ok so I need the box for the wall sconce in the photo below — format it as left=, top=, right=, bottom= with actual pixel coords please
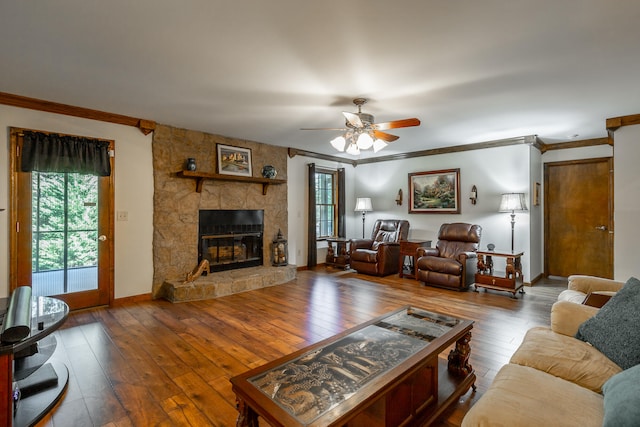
left=395, top=189, right=403, bottom=206
left=469, top=185, right=477, bottom=205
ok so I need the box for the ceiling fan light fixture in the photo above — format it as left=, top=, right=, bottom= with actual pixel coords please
left=373, top=139, right=388, bottom=153
left=356, top=132, right=373, bottom=149
left=330, top=135, right=347, bottom=152
left=346, top=142, right=360, bottom=155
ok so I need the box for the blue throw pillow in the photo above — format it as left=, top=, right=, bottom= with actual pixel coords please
left=575, top=277, right=640, bottom=370
left=602, top=364, right=640, bottom=426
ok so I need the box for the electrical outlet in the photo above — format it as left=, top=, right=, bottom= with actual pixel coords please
left=117, top=211, right=128, bottom=221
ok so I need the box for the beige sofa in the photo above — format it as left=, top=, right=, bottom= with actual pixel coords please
left=462, top=300, right=621, bottom=427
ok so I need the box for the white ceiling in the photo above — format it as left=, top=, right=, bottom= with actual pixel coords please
left=1, top=1, right=640, bottom=159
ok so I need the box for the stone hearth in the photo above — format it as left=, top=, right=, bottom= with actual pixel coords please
left=160, top=265, right=296, bottom=303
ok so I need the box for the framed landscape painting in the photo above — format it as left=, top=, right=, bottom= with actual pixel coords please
left=408, top=168, right=461, bottom=214
left=217, top=144, right=252, bottom=177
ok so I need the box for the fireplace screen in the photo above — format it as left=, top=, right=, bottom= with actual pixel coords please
left=199, top=210, right=264, bottom=272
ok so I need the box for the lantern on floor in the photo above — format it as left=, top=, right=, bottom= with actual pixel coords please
left=271, top=229, right=288, bottom=266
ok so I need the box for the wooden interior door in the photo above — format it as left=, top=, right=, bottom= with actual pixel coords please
left=544, top=158, right=613, bottom=278
left=10, top=128, right=114, bottom=310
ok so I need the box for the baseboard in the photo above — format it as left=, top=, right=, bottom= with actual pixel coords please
left=111, top=293, right=153, bottom=306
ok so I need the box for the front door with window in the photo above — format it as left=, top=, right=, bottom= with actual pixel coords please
left=11, top=129, right=113, bottom=310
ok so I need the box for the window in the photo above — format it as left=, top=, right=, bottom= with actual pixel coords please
left=315, top=169, right=338, bottom=238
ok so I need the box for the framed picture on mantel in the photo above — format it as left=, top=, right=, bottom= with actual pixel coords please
left=408, top=168, right=461, bottom=214
left=217, top=144, right=253, bottom=177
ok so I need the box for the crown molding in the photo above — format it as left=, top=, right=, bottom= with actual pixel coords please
left=0, top=91, right=156, bottom=135
left=290, top=135, right=539, bottom=166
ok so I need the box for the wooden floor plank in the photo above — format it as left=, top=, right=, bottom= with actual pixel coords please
left=36, top=268, right=565, bottom=426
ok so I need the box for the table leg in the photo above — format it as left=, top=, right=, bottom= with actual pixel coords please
left=447, top=332, right=473, bottom=377
left=236, top=397, right=259, bottom=427
left=448, top=331, right=476, bottom=391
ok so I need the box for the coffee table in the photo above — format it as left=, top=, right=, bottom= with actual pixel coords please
left=230, top=306, right=475, bottom=426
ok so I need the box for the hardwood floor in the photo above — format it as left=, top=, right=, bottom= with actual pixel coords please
left=36, top=268, right=566, bottom=427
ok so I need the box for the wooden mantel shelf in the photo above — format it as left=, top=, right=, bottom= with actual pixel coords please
left=176, top=170, right=286, bottom=195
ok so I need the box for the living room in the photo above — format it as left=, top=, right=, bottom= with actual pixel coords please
left=2, top=2, right=640, bottom=426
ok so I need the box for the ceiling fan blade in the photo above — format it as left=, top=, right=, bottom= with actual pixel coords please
left=373, top=130, right=399, bottom=142
left=373, top=118, right=421, bottom=130
left=342, top=111, right=363, bottom=128
left=300, top=127, right=349, bottom=131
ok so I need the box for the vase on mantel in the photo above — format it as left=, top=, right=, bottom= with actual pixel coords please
left=186, top=158, right=197, bottom=171
left=262, top=165, right=277, bottom=179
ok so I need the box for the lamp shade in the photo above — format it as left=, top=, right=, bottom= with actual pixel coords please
left=329, top=135, right=346, bottom=152
left=499, top=193, right=528, bottom=212
left=354, top=197, right=373, bottom=212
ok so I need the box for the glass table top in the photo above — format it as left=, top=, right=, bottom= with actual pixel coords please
left=248, top=307, right=462, bottom=424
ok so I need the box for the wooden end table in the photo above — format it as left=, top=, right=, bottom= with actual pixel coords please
left=474, top=249, right=525, bottom=298
left=399, top=240, right=432, bottom=279
left=325, top=238, right=350, bottom=269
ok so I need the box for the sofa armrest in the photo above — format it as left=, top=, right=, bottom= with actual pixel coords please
left=416, top=247, right=438, bottom=258
left=550, top=301, right=599, bottom=337
left=349, top=238, right=374, bottom=251
left=567, top=275, right=624, bottom=294
left=457, top=251, right=478, bottom=263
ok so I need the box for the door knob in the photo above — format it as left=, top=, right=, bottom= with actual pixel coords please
left=98, top=235, right=107, bottom=241
left=595, top=226, right=607, bottom=231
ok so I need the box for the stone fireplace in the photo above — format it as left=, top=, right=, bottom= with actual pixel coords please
left=151, top=124, right=294, bottom=301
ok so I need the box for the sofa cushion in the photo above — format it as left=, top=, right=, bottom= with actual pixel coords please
left=576, top=276, right=640, bottom=370
left=418, top=256, right=461, bottom=275
left=510, top=327, right=622, bottom=392
left=602, top=364, right=640, bottom=427
left=350, top=249, right=377, bottom=263
left=558, top=289, right=589, bottom=304
left=461, top=364, right=603, bottom=427
left=371, top=230, right=396, bottom=250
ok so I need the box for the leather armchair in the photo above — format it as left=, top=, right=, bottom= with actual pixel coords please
left=349, top=219, right=409, bottom=276
left=416, top=223, right=482, bottom=290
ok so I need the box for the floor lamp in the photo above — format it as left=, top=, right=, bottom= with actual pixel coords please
left=354, top=197, right=373, bottom=238
left=499, top=193, right=528, bottom=252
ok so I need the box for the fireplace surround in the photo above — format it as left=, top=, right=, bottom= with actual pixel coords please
left=152, top=124, right=292, bottom=300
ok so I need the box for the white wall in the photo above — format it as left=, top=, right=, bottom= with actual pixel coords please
left=288, top=144, right=536, bottom=282
left=0, top=105, right=154, bottom=299
left=286, top=155, right=357, bottom=266
left=613, top=125, right=640, bottom=281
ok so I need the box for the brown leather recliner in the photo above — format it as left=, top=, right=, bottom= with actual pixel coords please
left=416, top=223, right=482, bottom=290
left=349, top=219, right=410, bottom=276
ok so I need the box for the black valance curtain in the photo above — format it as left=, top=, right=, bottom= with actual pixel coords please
left=20, top=131, right=111, bottom=176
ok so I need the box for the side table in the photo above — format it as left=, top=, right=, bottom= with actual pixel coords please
left=325, top=238, right=350, bottom=269
left=399, top=240, right=432, bottom=279
left=474, top=249, right=525, bottom=298
left=1, top=295, right=69, bottom=427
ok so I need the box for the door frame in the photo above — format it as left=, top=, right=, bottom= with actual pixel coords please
left=9, top=127, right=115, bottom=309
left=543, top=157, right=614, bottom=278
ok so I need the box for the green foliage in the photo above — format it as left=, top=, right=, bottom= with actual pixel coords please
left=32, top=172, right=98, bottom=272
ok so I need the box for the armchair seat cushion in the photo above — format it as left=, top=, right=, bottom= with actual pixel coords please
left=349, top=219, right=409, bottom=276
left=461, top=364, right=604, bottom=427
left=510, top=327, right=622, bottom=393
left=350, top=249, right=378, bottom=263
left=417, top=256, right=461, bottom=276
left=416, top=223, right=481, bottom=291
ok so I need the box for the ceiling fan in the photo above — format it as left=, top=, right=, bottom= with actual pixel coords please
left=301, top=98, right=421, bottom=155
